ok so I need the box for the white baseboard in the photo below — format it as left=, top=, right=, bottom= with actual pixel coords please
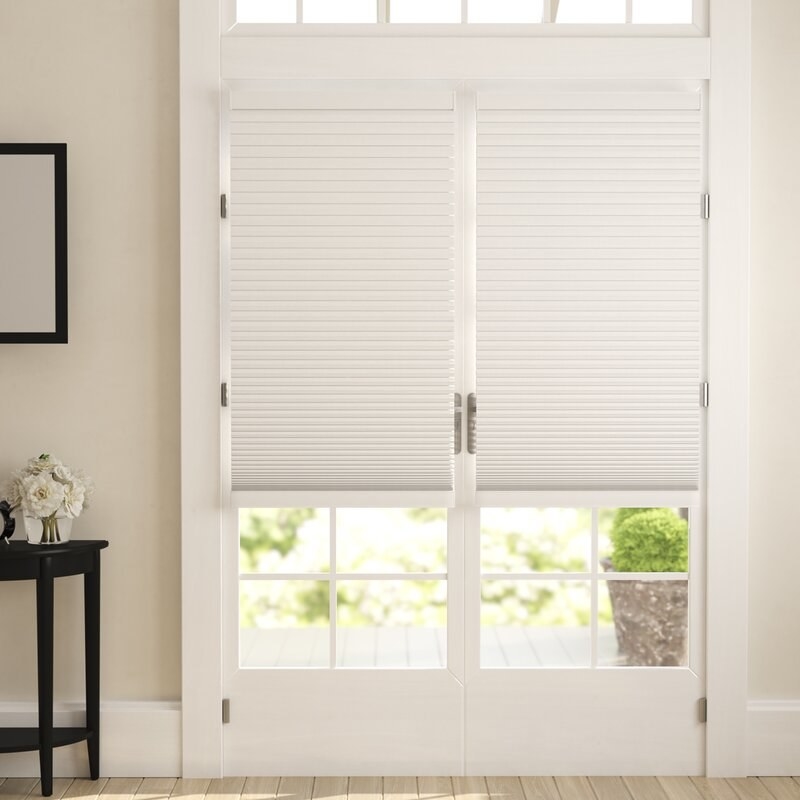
left=747, top=700, right=800, bottom=776
left=0, top=701, right=181, bottom=778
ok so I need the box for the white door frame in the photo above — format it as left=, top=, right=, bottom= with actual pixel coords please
left=179, top=0, right=750, bottom=776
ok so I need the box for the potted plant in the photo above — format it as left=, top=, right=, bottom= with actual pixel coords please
left=603, top=508, right=689, bottom=666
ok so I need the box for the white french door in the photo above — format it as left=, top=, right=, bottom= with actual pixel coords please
left=220, top=80, right=707, bottom=775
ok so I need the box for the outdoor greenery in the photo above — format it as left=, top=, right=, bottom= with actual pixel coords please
left=239, top=506, right=686, bottom=630
left=608, top=507, right=689, bottom=572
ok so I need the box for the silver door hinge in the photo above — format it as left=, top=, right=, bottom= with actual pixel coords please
left=701, top=382, right=709, bottom=408
left=698, top=697, right=708, bottom=724
left=702, top=194, right=710, bottom=220
left=220, top=193, right=228, bottom=219
left=467, top=393, right=477, bottom=455
left=454, top=393, right=463, bottom=455
left=221, top=382, right=229, bottom=408
left=222, top=698, right=231, bottom=724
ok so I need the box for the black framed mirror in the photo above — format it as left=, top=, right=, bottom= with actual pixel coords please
left=0, top=143, right=68, bottom=343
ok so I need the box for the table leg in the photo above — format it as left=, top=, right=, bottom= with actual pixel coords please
left=84, top=551, right=100, bottom=780
left=36, top=557, right=54, bottom=797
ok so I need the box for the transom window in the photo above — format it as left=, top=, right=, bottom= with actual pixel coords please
left=236, top=0, right=695, bottom=24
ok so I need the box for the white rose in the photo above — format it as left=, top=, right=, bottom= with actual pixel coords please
left=62, top=484, right=86, bottom=518
left=25, top=454, right=62, bottom=476
left=21, top=474, right=66, bottom=518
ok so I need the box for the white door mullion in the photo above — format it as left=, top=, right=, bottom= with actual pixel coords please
left=330, top=507, right=337, bottom=669
left=461, top=85, right=478, bottom=510
left=454, top=83, right=467, bottom=508
left=448, top=507, right=466, bottom=685
left=464, top=506, right=482, bottom=682
left=590, top=508, right=599, bottom=668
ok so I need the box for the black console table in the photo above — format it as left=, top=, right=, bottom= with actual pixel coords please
left=0, top=540, right=108, bottom=796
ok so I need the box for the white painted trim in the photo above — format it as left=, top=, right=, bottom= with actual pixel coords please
left=223, top=23, right=704, bottom=38
left=231, top=490, right=456, bottom=508
left=0, top=701, right=180, bottom=778
left=179, top=0, right=224, bottom=778
left=221, top=37, right=710, bottom=80
left=704, top=0, right=751, bottom=778
left=477, top=490, right=701, bottom=508
left=747, top=701, right=800, bottom=776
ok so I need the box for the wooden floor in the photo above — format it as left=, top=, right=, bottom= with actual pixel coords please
left=2, top=776, right=800, bottom=800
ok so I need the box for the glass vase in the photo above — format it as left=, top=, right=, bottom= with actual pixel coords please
left=24, top=515, right=73, bottom=545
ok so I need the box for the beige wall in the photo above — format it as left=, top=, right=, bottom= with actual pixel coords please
left=0, top=1, right=180, bottom=701
left=0, top=0, right=795, bottom=708
left=749, top=0, right=800, bottom=699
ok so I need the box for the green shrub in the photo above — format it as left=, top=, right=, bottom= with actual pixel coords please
left=609, top=508, right=688, bottom=572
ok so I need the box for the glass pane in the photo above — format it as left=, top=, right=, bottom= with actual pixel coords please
left=390, top=0, right=462, bottom=23
left=240, top=508, right=329, bottom=574
left=555, top=0, right=625, bottom=23
left=337, top=508, right=447, bottom=573
left=632, top=0, right=692, bottom=23
left=304, top=0, right=378, bottom=22
left=240, top=580, right=329, bottom=667
left=597, top=581, right=619, bottom=665
left=599, top=508, right=689, bottom=573
left=481, top=508, right=591, bottom=573
left=237, top=0, right=296, bottom=22
left=469, top=0, right=543, bottom=23
left=337, top=580, right=447, bottom=667
left=600, top=578, right=688, bottom=666
left=481, top=580, right=590, bottom=667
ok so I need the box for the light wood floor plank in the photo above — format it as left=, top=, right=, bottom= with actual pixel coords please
left=208, top=778, right=246, bottom=800
left=100, top=778, right=144, bottom=800
left=171, top=779, right=212, bottom=800
left=241, top=779, right=279, bottom=800
left=418, top=778, right=454, bottom=800
left=452, top=777, right=489, bottom=800
left=758, top=778, right=800, bottom=800
left=0, top=779, right=38, bottom=800
left=727, top=780, right=775, bottom=800
left=658, top=777, right=705, bottom=800
left=383, top=777, right=418, bottom=800
left=554, top=776, right=596, bottom=800
left=134, top=780, right=176, bottom=800
left=519, top=777, right=560, bottom=800
left=278, top=778, right=315, bottom=800
left=589, top=776, right=633, bottom=800
left=623, top=778, right=669, bottom=800
left=349, top=777, right=382, bottom=800
left=32, top=779, right=75, bottom=800
left=64, top=779, right=110, bottom=800
left=312, top=778, right=348, bottom=800
left=486, top=777, right=525, bottom=800
left=690, top=780, right=743, bottom=800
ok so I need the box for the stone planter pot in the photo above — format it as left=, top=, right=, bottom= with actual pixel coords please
left=605, top=571, right=688, bottom=666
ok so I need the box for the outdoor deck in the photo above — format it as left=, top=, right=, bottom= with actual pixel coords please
left=240, top=626, right=622, bottom=668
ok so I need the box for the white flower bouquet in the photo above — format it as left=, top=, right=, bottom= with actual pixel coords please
left=4, top=454, right=94, bottom=544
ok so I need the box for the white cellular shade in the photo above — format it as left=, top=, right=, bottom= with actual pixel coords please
left=476, top=91, right=703, bottom=491
left=228, top=91, right=456, bottom=493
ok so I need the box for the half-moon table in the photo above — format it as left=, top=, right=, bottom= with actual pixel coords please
left=0, top=540, right=108, bottom=796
